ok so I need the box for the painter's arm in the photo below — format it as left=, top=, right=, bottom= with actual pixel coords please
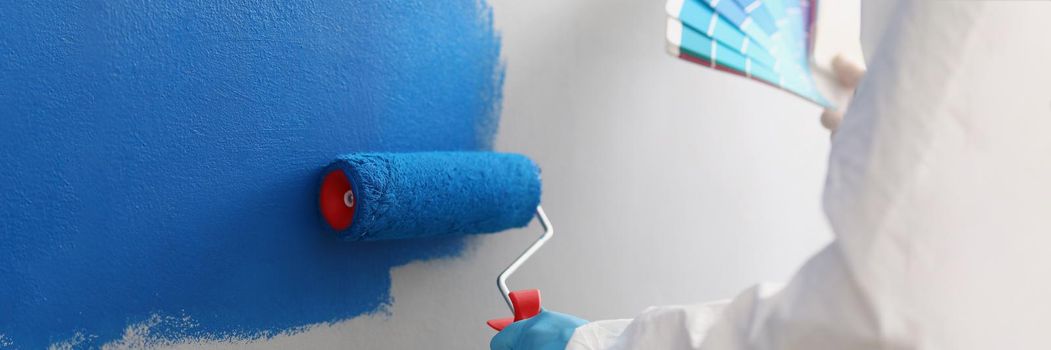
left=569, top=1, right=1051, bottom=349
left=564, top=241, right=866, bottom=350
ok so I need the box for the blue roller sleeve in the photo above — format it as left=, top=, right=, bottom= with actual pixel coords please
left=323, top=152, right=541, bottom=241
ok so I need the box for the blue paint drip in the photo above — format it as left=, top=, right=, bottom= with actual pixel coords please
left=0, top=0, right=503, bottom=347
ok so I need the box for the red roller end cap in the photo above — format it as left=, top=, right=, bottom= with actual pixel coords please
left=320, top=170, right=355, bottom=231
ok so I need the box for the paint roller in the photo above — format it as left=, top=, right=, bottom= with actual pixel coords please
left=318, top=152, right=551, bottom=330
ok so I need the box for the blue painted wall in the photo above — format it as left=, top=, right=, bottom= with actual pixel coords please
left=0, top=1, right=502, bottom=347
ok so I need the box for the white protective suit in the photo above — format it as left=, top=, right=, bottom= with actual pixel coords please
left=567, top=1, right=1051, bottom=349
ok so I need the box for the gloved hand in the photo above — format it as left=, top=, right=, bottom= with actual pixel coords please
left=490, top=309, right=588, bottom=350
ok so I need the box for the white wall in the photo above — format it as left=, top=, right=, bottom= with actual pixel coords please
left=490, top=0, right=834, bottom=318
left=134, top=0, right=833, bottom=348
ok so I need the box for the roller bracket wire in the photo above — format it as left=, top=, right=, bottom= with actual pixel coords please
left=497, top=206, right=553, bottom=314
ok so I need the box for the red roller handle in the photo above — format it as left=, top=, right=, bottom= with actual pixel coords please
left=487, top=289, right=542, bottom=331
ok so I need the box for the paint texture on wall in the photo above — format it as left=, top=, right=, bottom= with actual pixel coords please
left=0, top=1, right=502, bottom=347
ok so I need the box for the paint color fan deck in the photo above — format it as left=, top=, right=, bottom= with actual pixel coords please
left=666, top=0, right=829, bottom=106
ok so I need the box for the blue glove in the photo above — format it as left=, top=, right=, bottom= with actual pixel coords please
left=490, top=309, right=588, bottom=350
